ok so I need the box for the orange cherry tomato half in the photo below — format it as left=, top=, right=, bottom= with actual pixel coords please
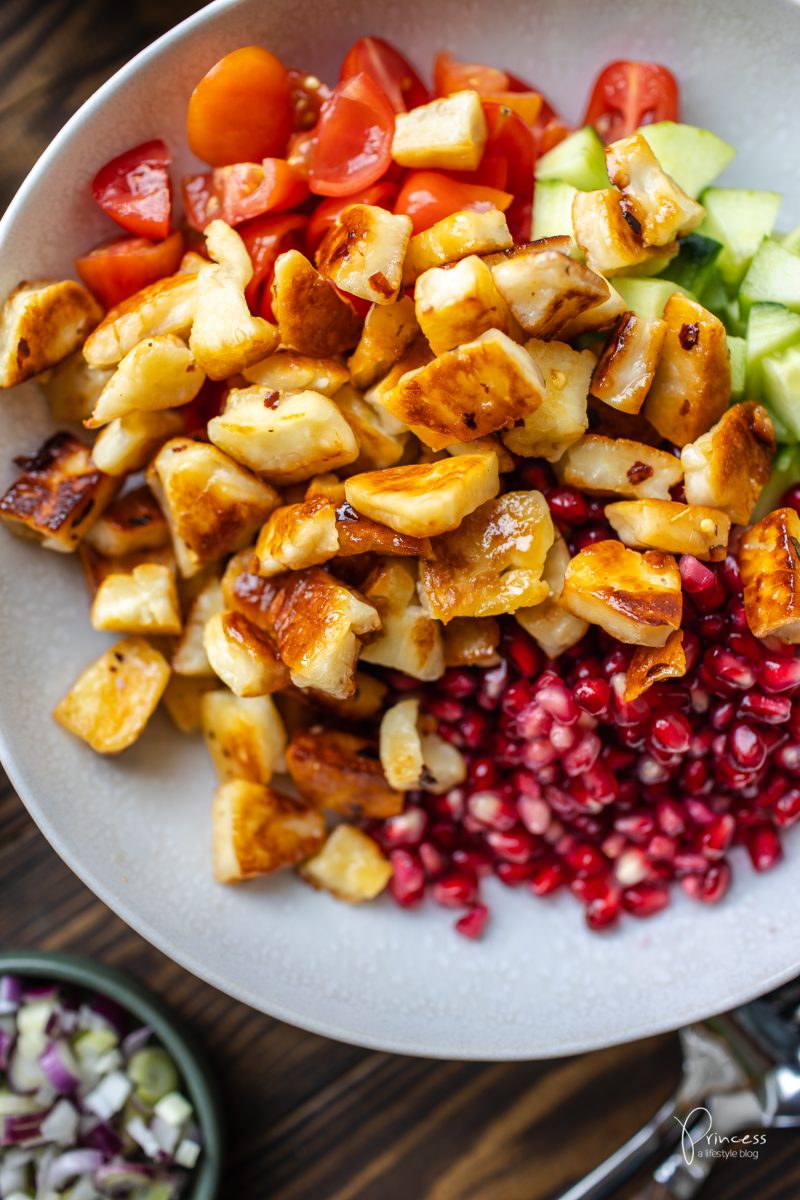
left=394, top=171, right=513, bottom=235
left=306, top=180, right=399, bottom=257
left=75, top=230, right=185, bottom=310
left=187, top=46, right=293, bottom=167
left=288, top=68, right=332, bottom=130
left=584, top=60, right=679, bottom=143
left=91, top=139, right=172, bottom=241
left=433, top=52, right=509, bottom=96
left=308, top=73, right=395, bottom=198
left=480, top=91, right=543, bottom=128
left=212, top=160, right=309, bottom=225
left=341, top=37, right=429, bottom=113
left=237, top=212, right=308, bottom=316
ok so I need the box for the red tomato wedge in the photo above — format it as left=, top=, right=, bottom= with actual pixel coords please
left=187, top=46, right=293, bottom=166
left=341, top=37, right=429, bottom=112
left=445, top=154, right=510, bottom=190
left=91, top=139, right=172, bottom=241
left=482, top=103, right=537, bottom=241
left=308, top=73, right=395, bottom=197
left=434, top=52, right=509, bottom=96
left=237, top=212, right=308, bottom=315
left=288, top=68, right=332, bottom=130
left=394, top=172, right=513, bottom=235
left=212, top=160, right=309, bottom=225
left=306, top=181, right=399, bottom=256
left=75, top=230, right=185, bottom=310
left=584, top=60, right=679, bottom=143
left=182, top=172, right=220, bottom=232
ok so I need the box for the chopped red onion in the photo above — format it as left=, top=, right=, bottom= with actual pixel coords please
left=7, top=1038, right=46, bottom=1095
left=45, top=1147, right=104, bottom=1190
left=39, top=1041, right=81, bottom=1094
left=151, top=1114, right=180, bottom=1157
left=0, top=978, right=22, bottom=1018
left=86, top=995, right=127, bottom=1037
left=126, top=1115, right=160, bottom=1159
left=40, top=1099, right=79, bottom=1146
left=0, top=1032, right=12, bottom=1074
left=121, top=1026, right=152, bottom=1061
left=0, top=1110, right=46, bottom=1148
left=82, top=1119, right=122, bottom=1158
left=83, top=1071, right=132, bottom=1121
left=94, top=1159, right=156, bottom=1187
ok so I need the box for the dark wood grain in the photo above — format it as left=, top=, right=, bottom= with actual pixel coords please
left=2, top=3, right=800, bottom=1197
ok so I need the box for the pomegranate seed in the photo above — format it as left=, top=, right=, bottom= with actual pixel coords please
left=389, top=849, right=426, bottom=907
left=573, top=676, right=611, bottom=717
left=682, top=860, right=732, bottom=903
left=704, top=647, right=756, bottom=691
left=679, top=556, right=726, bottom=611
left=775, top=787, right=800, bottom=827
left=647, top=835, right=677, bottom=863
left=615, top=849, right=649, bottom=886
left=585, top=889, right=622, bottom=929
left=780, top=482, right=800, bottom=514
left=738, top=692, right=792, bottom=724
left=683, top=760, right=712, bottom=795
left=674, top=851, right=712, bottom=875
left=698, top=814, right=735, bottom=860
left=505, top=628, right=542, bottom=678
left=530, top=860, right=567, bottom=896
left=454, top=904, right=489, bottom=939
left=476, top=659, right=510, bottom=710
left=649, top=711, right=692, bottom=753
left=494, top=861, right=535, bottom=885
left=685, top=797, right=716, bottom=827
left=518, top=794, right=551, bottom=836
left=419, top=841, right=446, bottom=879
left=602, top=649, right=629, bottom=678
left=501, top=679, right=536, bottom=718
left=516, top=702, right=553, bottom=738
left=759, top=657, right=800, bottom=693
left=728, top=722, right=766, bottom=771
left=547, top=486, right=589, bottom=525
left=432, top=871, right=478, bottom=908
left=622, top=882, right=670, bottom=918
left=427, top=696, right=465, bottom=722
left=468, top=756, right=500, bottom=788
left=601, top=832, right=626, bottom=859
left=519, top=461, right=554, bottom=490
left=775, top=743, right=800, bottom=774
left=746, top=826, right=783, bottom=872
left=383, top=808, right=428, bottom=846
left=721, top=555, right=743, bottom=593
left=451, top=847, right=492, bottom=878
left=492, top=733, right=525, bottom=765
left=437, top=667, right=477, bottom=698
left=729, top=630, right=765, bottom=663
left=710, top=700, right=736, bottom=731
left=614, top=813, right=656, bottom=843
left=656, top=799, right=687, bottom=837
left=570, top=874, right=613, bottom=904
left=458, top=711, right=488, bottom=749
left=536, top=683, right=580, bottom=725
left=699, top=613, right=726, bottom=642
left=434, top=788, right=465, bottom=820
left=487, top=829, right=537, bottom=863
left=563, top=842, right=607, bottom=877
left=524, top=738, right=561, bottom=770
left=467, top=790, right=518, bottom=831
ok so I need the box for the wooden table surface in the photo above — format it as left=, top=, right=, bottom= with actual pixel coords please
left=2, top=2, right=800, bottom=1196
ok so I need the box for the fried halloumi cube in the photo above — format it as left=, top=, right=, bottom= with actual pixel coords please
left=0, top=279, right=102, bottom=387
left=39, top=352, right=113, bottom=422
left=0, top=432, right=119, bottom=551
left=420, top=491, right=554, bottom=621
left=90, top=562, right=182, bottom=635
left=591, top=312, right=667, bottom=415
left=208, top=387, right=359, bottom=485
left=502, top=338, right=592, bottom=462
left=392, top=90, right=487, bottom=170
left=265, top=567, right=381, bottom=698
left=335, top=504, right=433, bottom=559
left=359, top=558, right=445, bottom=680
left=221, top=552, right=277, bottom=630
left=203, top=610, right=290, bottom=697
left=202, top=690, right=286, bottom=782
left=85, top=335, right=204, bottom=428
left=446, top=435, right=515, bottom=473
left=739, top=507, right=800, bottom=642
left=681, top=402, right=775, bottom=525
left=487, top=244, right=610, bottom=339
left=297, top=670, right=388, bottom=721
left=84, top=485, right=169, bottom=557
left=348, top=296, right=419, bottom=389
left=624, top=630, right=687, bottom=702
left=414, top=255, right=516, bottom=354
left=83, top=272, right=197, bottom=368
left=305, top=473, right=347, bottom=503
left=286, top=729, right=403, bottom=818
left=172, top=577, right=224, bottom=676
left=557, top=281, right=628, bottom=341
left=382, top=328, right=546, bottom=449
left=345, top=452, right=499, bottom=537
left=418, top=733, right=467, bottom=793
left=299, top=824, right=392, bottom=903
left=642, top=294, right=731, bottom=445
left=562, top=540, right=682, bottom=646
left=515, top=533, right=589, bottom=659
left=363, top=335, right=433, bottom=432
left=242, top=349, right=349, bottom=396
left=402, top=209, right=512, bottom=286
left=255, top=496, right=339, bottom=576
left=572, top=189, right=676, bottom=275
left=162, top=674, right=216, bottom=733
left=380, top=698, right=424, bottom=790
left=334, top=383, right=407, bottom=471
left=53, top=636, right=169, bottom=754
left=316, top=204, right=412, bottom=304
left=91, top=408, right=185, bottom=476
left=271, top=249, right=361, bottom=357
left=556, top=435, right=683, bottom=500
left=605, top=499, right=731, bottom=562
left=213, top=779, right=326, bottom=884
left=442, top=616, right=501, bottom=667
left=148, top=438, right=279, bottom=576
left=79, top=542, right=175, bottom=599
left=606, top=133, right=705, bottom=247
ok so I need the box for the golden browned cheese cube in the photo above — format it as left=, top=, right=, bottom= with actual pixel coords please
left=39, top=351, right=112, bottom=422
left=85, top=334, right=205, bottom=428
left=420, top=491, right=554, bottom=621
left=392, top=90, right=488, bottom=170
left=0, top=279, right=102, bottom=387
left=402, top=209, right=512, bottom=285
left=212, top=780, right=326, bottom=884
left=83, top=271, right=197, bottom=368
left=203, top=610, right=290, bottom=697
left=591, top=312, right=667, bottom=415
left=90, top=563, right=182, bottom=636
left=739, top=507, right=800, bottom=642
left=605, top=134, right=704, bottom=247
left=201, top=690, right=286, bottom=783
left=299, top=824, right=392, bottom=903
left=380, top=697, right=424, bottom=790
left=502, top=338, right=592, bottom=463
left=572, top=189, right=676, bottom=275
left=605, top=499, right=730, bottom=562
left=556, top=434, right=683, bottom=500
left=486, top=244, right=610, bottom=339
left=359, top=559, right=445, bottom=681
left=348, top=296, right=419, bottom=389
left=53, top=637, right=170, bottom=754
left=344, top=453, right=499, bottom=537
left=298, top=671, right=388, bottom=721
left=558, top=281, right=628, bottom=340
left=161, top=675, right=217, bottom=733
left=242, top=349, right=349, bottom=396
left=316, top=204, right=412, bottom=304
left=334, top=384, right=407, bottom=472
left=172, top=576, right=224, bottom=676
left=562, top=540, right=682, bottom=647
left=79, top=543, right=175, bottom=600
left=642, top=294, right=731, bottom=445
left=0, top=432, right=119, bottom=551
left=335, top=504, right=432, bottom=560
left=624, top=630, right=687, bottom=701
left=515, top=533, right=589, bottom=659
left=286, top=729, right=404, bottom=819
left=681, top=402, right=775, bottom=525
left=85, top=485, right=169, bottom=558
left=382, top=329, right=545, bottom=450
left=442, top=617, right=501, bottom=667
left=255, top=496, right=339, bottom=577
left=91, top=409, right=185, bottom=477
left=271, top=249, right=361, bottom=357
left=414, top=255, right=516, bottom=354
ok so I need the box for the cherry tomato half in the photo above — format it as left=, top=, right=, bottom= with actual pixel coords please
left=237, top=212, right=308, bottom=316
left=306, top=181, right=399, bottom=257
left=483, top=103, right=537, bottom=242
left=212, top=160, right=308, bottom=225
left=434, top=51, right=509, bottom=96
left=308, top=73, right=395, bottom=197
left=288, top=68, right=332, bottom=130
left=341, top=37, right=429, bottom=112
left=394, top=171, right=513, bottom=235
left=91, top=139, right=172, bottom=241
left=75, top=230, right=185, bottom=310
left=584, top=60, right=679, bottom=143
left=187, top=46, right=293, bottom=166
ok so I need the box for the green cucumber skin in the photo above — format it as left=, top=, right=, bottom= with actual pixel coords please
left=638, top=122, right=735, bottom=198
left=536, top=126, right=608, bottom=192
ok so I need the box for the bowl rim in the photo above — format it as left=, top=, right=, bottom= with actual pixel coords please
left=0, top=949, right=223, bottom=1199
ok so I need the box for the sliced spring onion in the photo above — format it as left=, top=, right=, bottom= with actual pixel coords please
left=152, top=1094, right=192, bottom=1130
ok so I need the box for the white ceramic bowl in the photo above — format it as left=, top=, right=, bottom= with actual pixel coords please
left=2, top=0, right=800, bottom=1060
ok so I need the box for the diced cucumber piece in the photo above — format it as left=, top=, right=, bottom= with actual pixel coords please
left=728, top=335, right=746, bottom=399
left=128, top=1047, right=179, bottom=1107
left=154, top=1090, right=193, bottom=1127
left=699, top=188, right=782, bottom=287
left=614, top=277, right=690, bottom=321
left=740, top=239, right=800, bottom=315
left=638, top=122, right=735, bottom=198
left=73, top=1027, right=119, bottom=1063
left=536, top=126, right=608, bottom=191
left=745, top=303, right=800, bottom=393
left=532, top=180, right=577, bottom=242
left=660, top=234, right=722, bottom=293
left=783, top=224, right=800, bottom=255
left=762, top=343, right=800, bottom=440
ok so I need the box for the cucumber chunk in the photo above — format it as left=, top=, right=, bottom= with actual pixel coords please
left=536, top=126, right=608, bottom=191
left=613, top=277, right=690, bottom=321
left=638, top=122, right=735, bottom=198
left=728, top=335, right=747, bottom=399
left=740, top=239, right=800, bottom=315
left=746, top=302, right=800, bottom=391
left=753, top=443, right=800, bottom=519
left=783, top=224, right=800, bottom=255
left=762, top=343, right=800, bottom=440
left=532, top=180, right=577, bottom=243
left=128, top=1047, right=179, bottom=1107
left=660, top=234, right=722, bottom=293
left=700, top=188, right=782, bottom=287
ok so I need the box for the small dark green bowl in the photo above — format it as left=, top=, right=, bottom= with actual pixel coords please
left=0, top=950, right=223, bottom=1199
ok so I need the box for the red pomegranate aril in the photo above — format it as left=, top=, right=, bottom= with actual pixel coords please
left=699, top=613, right=727, bottom=642
left=547, top=785, right=581, bottom=820
left=581, top=764, right=620, bottom=806
left=649, top=711, right=692, bottom=754
left=622, top=882, right=670, bottom=918
left=418, top=840, right=446, bottom=879
left=427, top=696, right=465, bottom=723
left=570, top=873, right=613, bottom=903
left=432, top=871, right=478, bottom=908
left=746, top=826, right=783, bottom=872
left=563, top=842, right=607, bottom=877
left=682, top=859, right=732, bottom=903
left=738, top=692, right=792, bottom=724
left=779, top=482, right=800, bottom=515
left=505, top=628, right=542, bottom=678
left=601, top=832, right=626, bottom=859
left=573, top=677, right=611, bottom=717
left=501, top=679, right=536, bottom=718
left=704, top=647, right=756, bottom=690
left=615, top=848, right=649, bottom=886
left=454, top=904, right=489, bottom=939
left=775, top=743, right=800, bottom=774
left=710, top=700, right=736, bottom=731
left=572, top=525, right=612, bottom=550
left=530, top=859, right=567, bottom=896
left=682, top=631, right=701, bottom=672
left=429, top=820, right=459, bottom=850
left=524, top=738, right=561, bottom=769
left=728, top=630, right=765, bottom=663
left=495, top=861, right=535, bottom=886
left=656, top=798, right=687, bottom=837
left=683, top=760, right=712, bottom=795
left=468, top=756, right=500, bottom=788
left=383, top=807, right=428, bottom=846
left=759, top=657, right=800, bottom=693
left=467, top=790, right=518, bottom=831
left=573, top=655, right=603, bottom=681
left=432, top=787, right=465, bottom=820
left=487, top=828, right=537, bottom=863
left=674, top=851, right=712, bottom=875
left=549, top=722, right=577, bottom=753
left=536, top=683, right=580, bottom=725
left=476, top=659, right=510, bottom=710
left=512, top=769, right=542, bottom=798
left=728, top=722, right=766, bottom=770
left=519, top=461, right=554, bottom=490
left=389, top=849, right=426, bottom=907
left=437, top=667, right=477, bottom=698
left=775, top=787, right=800, bottom=827
left=614, top=813, right=656, bottom=843
left=452, top=847, right=492, bottom=878
left=459, top=711, right=488, bottom=749
left=561, top=731, right=602, bottom=776
left=647, top=835, right=677, bottom=863
left=585, top=891, right=622, bottom=929
left=679, top=556, right=726, bottom=611
left=516, top=701, right=553, bottom=739
left=721, top=554, right=743, bottom=593
left=685, top=797, right=716, bottom=827
left=602, top=649, right=628, bottom=678
left=698, top=814, right=735, bottom=859
left=546, top=486, right=589, bottom=525
left=518, top=794, right=551, bottom=836
left=492, top=733, right=525, bottom=765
